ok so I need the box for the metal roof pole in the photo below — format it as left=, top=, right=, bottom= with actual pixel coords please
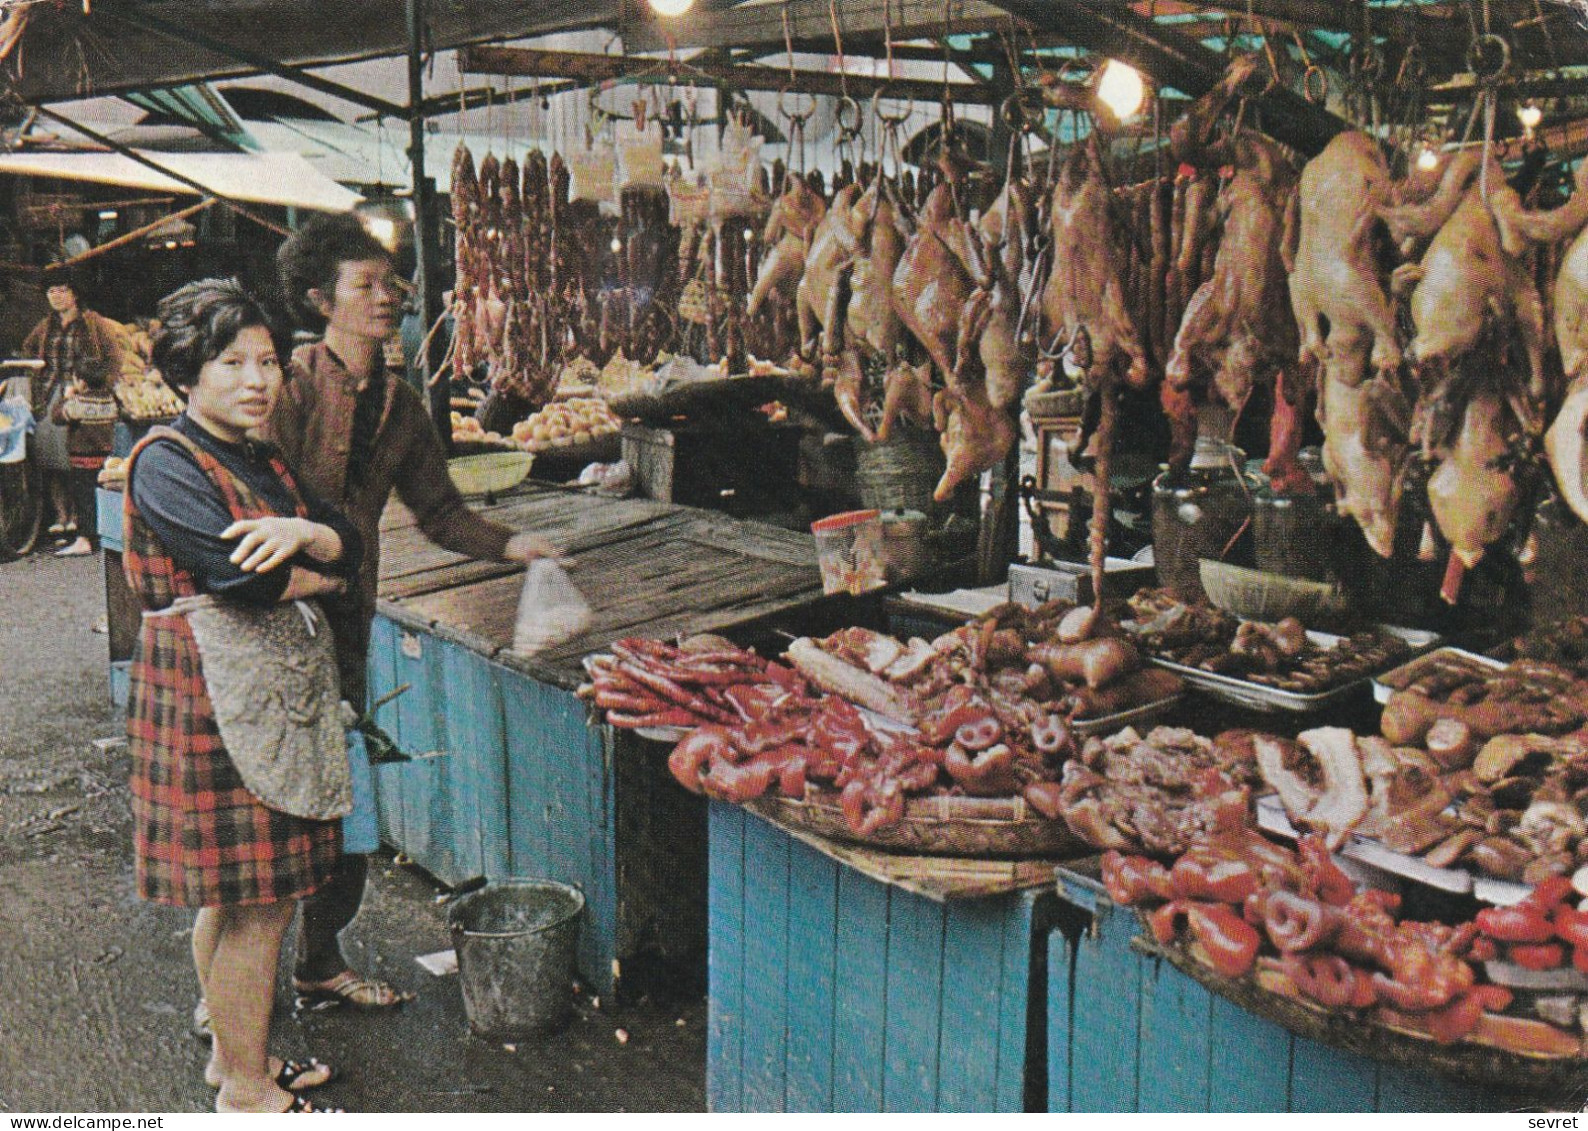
left=29, top=105, right=290, bottom=235
left=407, top=0, right=448, bottom=444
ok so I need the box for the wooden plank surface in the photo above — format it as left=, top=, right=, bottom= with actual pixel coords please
left=1138, top=953, right=1215, bottom=1112
left=1047, top=930, right=1074, bottom=1113
left=1070, top=901, right=1142, bottom=1112
left=995, top=893, right=1041, bottom=1113
left=1289, top=1036, right=1378, bottom=1112
left=367, top=618, right=405, bottom=851
left=831, top=866, right=890, bottom=1111
left=707, top=802, right=747, bottom=1113
left=1206, top=994, right=1295, bottom=1112
left=783, top=839, right=839, bottom=1112
left=745, top=808, right=1056, bottom=903
left=741, top=813, right=792, bottom=1112
left=376, top=484, right=824, bottom=684
left=881, top=892, right=946, bottom=1110
left=939, top=898, right=1011, bottom=1112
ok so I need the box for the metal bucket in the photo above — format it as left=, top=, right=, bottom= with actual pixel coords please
left=447, top=879, right=585, bottom=1038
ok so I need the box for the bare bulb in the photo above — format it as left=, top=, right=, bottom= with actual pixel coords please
left=647, top=0, right=694, bottom=15
left=610, top=237, right=623, bottom=253
left=1096, top=60, right=1146, bottom=122
left=364, top=217, right=399, bottom=252
left=1416, top=147, right=1440, bottom=171
left=1518, top=103, right=1543, bottom=134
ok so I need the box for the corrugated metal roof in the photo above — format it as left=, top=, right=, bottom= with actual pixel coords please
left=0, top=149, right=361, bottom=212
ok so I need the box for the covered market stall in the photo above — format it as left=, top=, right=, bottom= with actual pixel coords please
left=20, top=0, right=1588, bottom=1114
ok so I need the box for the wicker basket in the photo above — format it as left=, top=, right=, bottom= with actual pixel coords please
left=854, top=428, right=945, bottom=514
left=1199, top=559, right=1351, bottom=623
left=746, top=793, right=1089, bottom=858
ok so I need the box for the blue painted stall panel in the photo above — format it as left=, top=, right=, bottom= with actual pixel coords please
left=367, top=616, right=406, bottom=852
left=1047, top=877, right=1537, bottom=1113
left=708, top=803, right=1052, bottom=1113
left=95, top=487, right=123, bottom=553
left=499, top=661, right=616, bottom=993
left=436, top=639, right=510, bottom=883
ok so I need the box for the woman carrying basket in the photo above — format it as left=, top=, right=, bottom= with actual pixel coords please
left=125, top=278, right=362, bottom=1113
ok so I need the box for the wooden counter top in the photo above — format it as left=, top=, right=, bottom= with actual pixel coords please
left=376, top=481, right=824, bottom=687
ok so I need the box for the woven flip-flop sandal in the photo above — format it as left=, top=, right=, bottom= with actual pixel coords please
left=293, top=970, right=415, bottom=1010
left=276, top=1059, right=335, bottom=1092
left=285, top=1095, right=345, bottom=1113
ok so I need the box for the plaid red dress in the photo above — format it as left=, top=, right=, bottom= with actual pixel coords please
left=124, top=426, right=341, bottom=907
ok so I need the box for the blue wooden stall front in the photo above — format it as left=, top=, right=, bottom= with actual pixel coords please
left=707, top=802, right=1058, bottom=1112
left=361, top=481, right=826, bottom=999
left=1047, top=865, right=1545, bottom=1113
left=366, top=608, right=706, bottom=998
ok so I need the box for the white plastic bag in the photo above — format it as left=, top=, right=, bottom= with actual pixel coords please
left=512, top=559, right=592, bottom=656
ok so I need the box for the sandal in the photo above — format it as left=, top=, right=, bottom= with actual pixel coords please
left=207, top=1057, right=335, bottom=1093
left=284, top=1095, right=345, bottom=1114
left=276, top=1059, right=336, bottom=1092
left=292, top=970, right=415, bottom=1010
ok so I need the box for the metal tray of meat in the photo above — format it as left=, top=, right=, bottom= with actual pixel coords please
left=1255, top=795, right=1536, bottom=906
left=1071, top=692, right=1185, bottom=738
left=1370, top=646, right=1509, bottom=705
left=1150, top=625, right=1440, bottom=714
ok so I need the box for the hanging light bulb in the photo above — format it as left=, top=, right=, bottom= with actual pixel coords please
left=1518, top=101, right=1543, bottom=140
left=1095, top=59, right=1146, bottom=122
left=1416, top=146, right=1440, bottom=171
left=610, top=236, right=623, bottom=254
left=648, top=0, right=695, bottom=16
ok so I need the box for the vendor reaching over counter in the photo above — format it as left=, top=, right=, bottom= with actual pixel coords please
left=260, top=211, right=557, bottom=1016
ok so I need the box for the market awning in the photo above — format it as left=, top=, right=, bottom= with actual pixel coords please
left=0, top=149, right=362, bottom=212
left=0, top=0, right=617, bottom=104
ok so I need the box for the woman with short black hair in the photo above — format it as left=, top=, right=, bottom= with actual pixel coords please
left=128, top=277, right=361, bottom=1112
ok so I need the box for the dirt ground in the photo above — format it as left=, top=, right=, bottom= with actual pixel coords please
left=0, top=549, right=707, bottom=1113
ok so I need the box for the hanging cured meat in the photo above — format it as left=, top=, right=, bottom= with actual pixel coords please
left=1317, top=364, right=1408, bottom=561
left=1164, top=132, right=1303, bottom=487
left=796, top=182, right=864, bottom=366
left=890, top=181, right=975, bottom=384
left=748, top=175, right=826, bottom=319
left=1289, top=132, right=1403, bottom=388
left=959, top=177, right=1037, bottom=411
left=1391, top=158, right=1551, bottom=448
left=1039, top=135, right=1150, bottom=392
left=844, top=177, right=909, bottom=363
left=1546, top=228, right=1588, bottom=523
left=1426, top=389, right=1525, bottom=574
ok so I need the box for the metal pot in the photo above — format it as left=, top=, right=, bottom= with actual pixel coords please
left=880, top=508, right=930, bottom=583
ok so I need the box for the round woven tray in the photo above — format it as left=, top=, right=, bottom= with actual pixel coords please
left=746, top=791, right=1089, bottom=858
left=1134, top=914, right=1586, bottom=1098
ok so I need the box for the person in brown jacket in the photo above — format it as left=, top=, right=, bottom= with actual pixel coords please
left=259, top=212, right=554, bottom=1013
left=23, top=275, right=120, bottom=555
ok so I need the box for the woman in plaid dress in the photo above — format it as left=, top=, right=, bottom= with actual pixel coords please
left=126, top=279, right=362, bottom=1113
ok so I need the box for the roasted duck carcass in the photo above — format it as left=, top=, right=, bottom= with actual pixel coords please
left=1489, top=162, right=1588, bottom=525
left=1289, top=131, right=1403, bottom=385
left=1547, top=228, right=1588, bottom=522
left=796, top=182, right=864, bottom=366
left=747, top=175, right=826, bottom=318
left=845, top=177, right=909, bottom=362
left=1318, top=362, right=1409, bottom=559
left=891, top=181, right=977, bottom=384
left=1426, top=388, right=1525, bottom=577
left=1039, top=135, right=1150, bottom=392
left=1390, top=158, right=1550, bottom=442
left=958, top=177, right=1037, bottom=410
left=1164, top=131, right=1304, bottom=489
left=932, top=382, right=1017, bottom=502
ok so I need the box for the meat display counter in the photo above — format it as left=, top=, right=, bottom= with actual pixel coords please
left=364, top=479, right=834, bottom=997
